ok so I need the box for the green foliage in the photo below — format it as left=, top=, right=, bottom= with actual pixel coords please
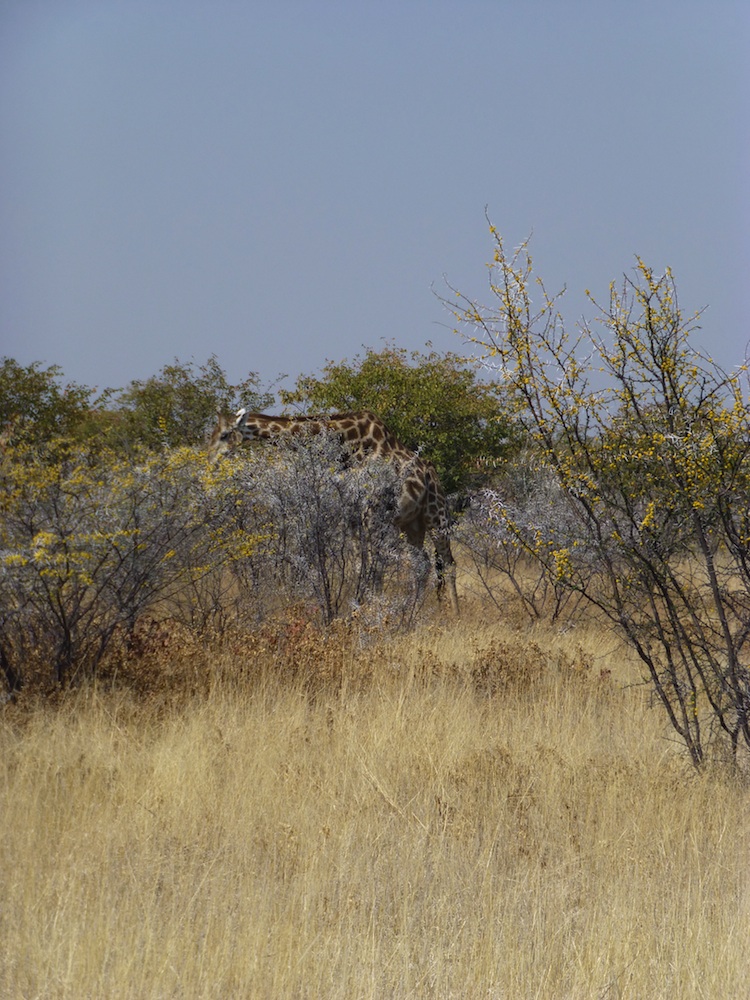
left=0, top=357, right=102, bottom=446
left=114, top=355, right=273, bottom=450
left=0, top=355, right=272, bottom=454
left=449, top=227, right=750, bottom=767
left=280, top=344, right=518, bottom=496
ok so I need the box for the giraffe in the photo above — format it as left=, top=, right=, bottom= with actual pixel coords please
left=208, top=409, right=459, bottom=613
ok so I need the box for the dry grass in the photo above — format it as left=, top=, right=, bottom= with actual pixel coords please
left=2, top=606, right=749, bottom=999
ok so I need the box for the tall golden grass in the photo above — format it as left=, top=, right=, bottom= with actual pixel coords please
left=2, top=606, right=749, bottom=999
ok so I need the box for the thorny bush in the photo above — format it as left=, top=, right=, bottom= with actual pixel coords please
left=221, top=430, right=423, bottom=627
left=447, top=225, right=750, bottom=767
left=0, top=444, right=234, bottom=689
left=0, top=432, right=423, bottom=692
left=458, top=454, right=587, bottom=623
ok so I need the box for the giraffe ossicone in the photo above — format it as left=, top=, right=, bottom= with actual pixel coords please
left=208, top=409, right=459, bottom=613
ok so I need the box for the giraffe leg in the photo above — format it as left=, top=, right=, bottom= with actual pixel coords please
left=411, top=545, right=432, bottom=600
left=445, top=562, right=459, bottom=615
left=433, top=533, right=459, bottom=615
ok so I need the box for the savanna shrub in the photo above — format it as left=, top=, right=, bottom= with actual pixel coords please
left=447, top=226, right=750, bottom=766
left=0, top=444, right=231, bottom=688
left=0, top=430, right=426, bottom=691
left=221, top=431, right=416, bottom=626
left=459, top=456, right=587, bottom=622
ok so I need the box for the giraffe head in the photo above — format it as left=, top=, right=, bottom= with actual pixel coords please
left=207, top=409, right=246, bottom=464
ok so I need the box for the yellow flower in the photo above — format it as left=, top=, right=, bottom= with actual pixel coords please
left=2, top=553, right=28, bottom=567
left=552, top=548, right=573, bottom=581
left=639, top=500, right=656, bottom=530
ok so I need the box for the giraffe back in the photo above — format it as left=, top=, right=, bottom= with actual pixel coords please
left=207, top=408, right=459, bottom=612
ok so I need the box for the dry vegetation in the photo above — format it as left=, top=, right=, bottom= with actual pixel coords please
left=4, top=249, right=750, bottom=997
left=2, top=583, right=749, bottom=1000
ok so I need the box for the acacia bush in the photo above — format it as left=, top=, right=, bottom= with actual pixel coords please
left=0, top=355, right=273, bottom=455
left=221, top=431, right=422, bottom=626
left=448, top=227, right=750, bottom=767
left=114, top=355, right=273, bottom=450
left=0, top=357, right=103, bottom=447
left=0, top=444, right=241, bottom=689
left=458, top=456, right=587, bottom=622
left=0, top=429, right=424, bottom=691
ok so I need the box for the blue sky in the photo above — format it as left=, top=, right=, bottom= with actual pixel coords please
left=1, top=1, right=747, bottom=396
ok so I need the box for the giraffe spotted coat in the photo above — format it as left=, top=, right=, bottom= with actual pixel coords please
left=208, top=409, right=458, bottom=613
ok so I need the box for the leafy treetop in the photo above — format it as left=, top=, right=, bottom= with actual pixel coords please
left=280, top=344, right=519, bottom=495
left=0, top=355, right=273, bottom=454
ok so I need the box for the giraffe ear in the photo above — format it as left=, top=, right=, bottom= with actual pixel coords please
left=234, top=408, right=247, bottom=426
